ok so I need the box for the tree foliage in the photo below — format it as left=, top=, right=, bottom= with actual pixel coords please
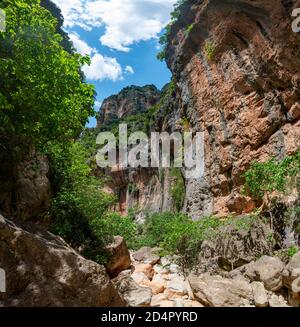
left=244, top=151, right=300, bottom=200
left=0, top=0, right=95, bottom=149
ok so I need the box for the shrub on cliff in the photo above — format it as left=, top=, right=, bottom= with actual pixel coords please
left=170, top=167, right=185, bottom=212
left=157, top=0, right=188, bottom=61
left=244, top=151, right=300, bottom=201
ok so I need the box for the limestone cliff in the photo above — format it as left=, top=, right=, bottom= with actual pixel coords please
left=96, top=85, right=178, bottom=218
left=97, top=85, right=161, bottom=127
left=164, top=0, right=300, bottom=217
left=98, top=0, right=300, bottom=221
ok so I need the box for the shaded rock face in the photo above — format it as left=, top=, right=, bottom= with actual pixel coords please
left=96, top=84, right=177, bottom=218
left=165, top=0, right=300, bottom=216
left=105, top=236, right=131, bottom=278
left=104, top=167, right=174, bottom=218
left=0, top=215, right=125, bottom=307
left=97, top=85, right=161, bottom=126
left=0, top=148, right=50, bottom=221
left=199, top=217, right=273, bottom=272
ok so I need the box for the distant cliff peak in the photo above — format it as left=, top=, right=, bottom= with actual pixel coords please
left=97, top=85, right=161, bottom=127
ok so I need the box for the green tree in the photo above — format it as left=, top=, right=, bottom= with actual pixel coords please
left=0, top=0, right=95, bottom=150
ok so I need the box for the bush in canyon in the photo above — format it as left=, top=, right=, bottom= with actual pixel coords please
left=49, top=142, right=116, bottom=263
left=135, top=212, right=223, bottom=261
left=244, top=151, right=300, bottom=201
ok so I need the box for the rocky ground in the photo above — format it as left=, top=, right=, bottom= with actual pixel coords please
left=1, top=214, right=300, bottom=307
left=109, top=243, right=300, bottom=307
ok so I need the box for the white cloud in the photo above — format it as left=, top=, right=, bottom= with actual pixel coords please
left=52, top=0, right=177, bottom=51
left=125, top=65, right=134, bottom=74
left=83, top=53, right=123, bottom=81
left=69, top=32, right=123, bottom=81
left=69, top=32, right=96, bottom=55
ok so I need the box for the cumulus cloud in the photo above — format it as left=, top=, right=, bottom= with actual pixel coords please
left=52, top=0, right=177, bottom=51
left=125, top=65, right=134, bottom=74
left=69, top=33, right=123, bottom=81
left=83, top=53, right=123, bottom=81
left=69, top=32, right=96, bottom=55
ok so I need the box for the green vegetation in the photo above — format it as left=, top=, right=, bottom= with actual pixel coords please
left=287, top=246, right=299, bottom=258
left=128, top=182, right=139, bottom=195
left=133, top=212, right=223, bottom=270
left=244, top=151, right=300, bottom=200
left=49, top=142, right=119, bottom=263
left=157, top=0, right=188, bottom=61
left=185, top=23, right=195, bottom=36
left=0, top=0, right=94, bottom=149
left=204, top=41, right=216, bottom=60
left=170, top=167, right=185, bottom=212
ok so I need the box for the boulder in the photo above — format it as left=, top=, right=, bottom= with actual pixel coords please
left=282, top=252, right=300, bottom=307
left=150, top=293, right=168, bottom=307
left=131, top=272, right=150, bottom=287
left=169, top=264, right=180, bottom=274
left=132, top=247, right=160, bottom=265
left=134, top=263, right=154, bottom=280
left=268, top=294, right=289, bottom=307
left=149, top=281, right=165, bottom=295
left=251, top=282, right=268, bottom=307
left=161, top=256, right=172, bottom=267
left=189, top=274, right=253, bottom=307
left=244, top=256, right=284, bottom=291
left=198, top=217, right=273, bottom=272
left=105, top=236, right=131, bottom=278
left=153, top=264, right=169, bottom=274
left=167, top=276, right=188, bottom=296
left=0, top=215, right=125, bottom=307
left=113, top=272, right=152, bottom=307
left=283, top=251, right=300, bottom=287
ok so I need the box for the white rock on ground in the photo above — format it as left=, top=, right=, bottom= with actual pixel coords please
left=189, top=274, right=253, bottom=307
left=251, top=282, right=268, bottom=307
left=244, top=256, right=284, bottom=291
left=113, top=272, right=152, bottom=307
left=132, top=247, right=160, bottom=265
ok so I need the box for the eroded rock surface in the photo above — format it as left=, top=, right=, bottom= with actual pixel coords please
left=105, top=236, right=131, bottom=278
left=0, top=215, right=125, bottom=307
left=165, top=0, right=300, bottom=217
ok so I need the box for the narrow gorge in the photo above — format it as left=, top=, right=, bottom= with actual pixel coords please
left=0, top=0, right=300, bottom=308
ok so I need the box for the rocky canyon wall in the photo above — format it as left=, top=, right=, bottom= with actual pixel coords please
left=164, top=0, right=300, bottom=218
left=96, top=0, right=300, bottom=221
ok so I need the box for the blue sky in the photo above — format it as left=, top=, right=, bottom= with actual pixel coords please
left=52, top=0, right=176, bottom=127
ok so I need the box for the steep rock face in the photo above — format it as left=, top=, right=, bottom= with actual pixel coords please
left=97, top=85, right=161, bottom=126
left=97, top=85, right=176, bottom=218
left=101, top=165, right=174, bottom=218
left=0, top=148, right=50, bottom=221
left=165, top=0, right=300, bottom=217
left=0, top=214, right=125, bottom=307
